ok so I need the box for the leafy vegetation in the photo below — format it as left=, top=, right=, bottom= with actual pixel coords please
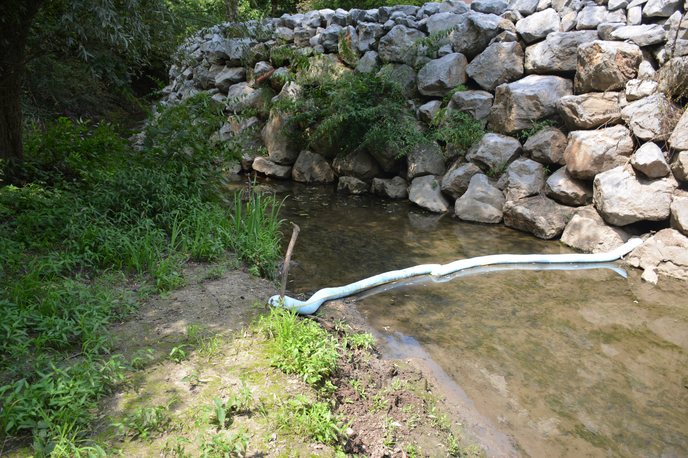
left=0, top=93, right=285, bottom=454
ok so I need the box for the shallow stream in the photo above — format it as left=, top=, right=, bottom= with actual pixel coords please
left=254, top=180, right=688, bottom=458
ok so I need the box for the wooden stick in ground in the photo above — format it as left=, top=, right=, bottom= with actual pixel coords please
left=280, top=222, right=300, bottom=301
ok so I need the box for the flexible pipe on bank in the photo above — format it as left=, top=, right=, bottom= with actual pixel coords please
left=267, top=238, right=644, bottom=315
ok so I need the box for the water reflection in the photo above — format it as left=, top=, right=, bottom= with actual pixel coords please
left=268, top=181, right=688, bottom=458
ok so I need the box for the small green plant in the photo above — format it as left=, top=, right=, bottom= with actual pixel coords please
left=486, top=160, right=510, bottom=178
left=163, top=436, right=193, bottom=458
left=350, top=379, right=367, bottom=400
left=370, top=394, right=389, bottom=413
left=130, top=348, right=155, bottom=370
left=405, top=443, right=423, bottom=458
left=516, top=119, right=557, bottom=142
left=198, top=428, right=250, bottom=458
left=443, top=84, right=468, bottom=105
left=347, top=332, right=375, bottom=350
left=200, top=264, right=225, bottom=282
left=430, top=109, right=487, bottom=155
left=275, top=396, right=344, bottom=445
left=169, top=344, right=190, bottom=363
left=382, top=416, right=398, bottom=449
left=111, top=404, right=170, bottom=440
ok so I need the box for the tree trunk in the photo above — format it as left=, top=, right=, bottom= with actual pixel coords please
left=0, top=1, right=46, bottom=165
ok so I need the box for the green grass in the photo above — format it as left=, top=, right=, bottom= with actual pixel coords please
left=0, top=93, right=285, bottom=455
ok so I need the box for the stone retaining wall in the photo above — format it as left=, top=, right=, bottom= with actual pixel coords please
left=162, top=0, right=688, bottom=283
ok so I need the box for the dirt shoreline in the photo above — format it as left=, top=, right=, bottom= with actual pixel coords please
left=98, top=260, right=520, bottom=458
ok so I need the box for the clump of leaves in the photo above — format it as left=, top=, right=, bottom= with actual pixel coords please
left=430, top=109, right=488, bottom=155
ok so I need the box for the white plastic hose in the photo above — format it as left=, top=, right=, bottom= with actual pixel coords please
left=268, top=238, right=644, bottom=315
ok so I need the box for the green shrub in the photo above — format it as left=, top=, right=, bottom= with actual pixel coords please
left=430, top=110, right=488, bottom=155
left=273, top=69, right=427, bottom=158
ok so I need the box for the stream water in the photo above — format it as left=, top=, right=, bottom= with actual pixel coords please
left=252, top=180, right=688, bottom=458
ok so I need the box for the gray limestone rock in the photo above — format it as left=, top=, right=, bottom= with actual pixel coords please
left=609, top=24, right=667, bottom=47
left=252, top=157, right=292, bottom=179
left=441, top=161, right=483, bottom=198
left=644, top=0, right=682, bottom=17
left=455, top=173, right=506, bottom=223
left=556, top=92, right=626, bottom=129
left=593, top=165, right=678, bottom=225
left=597, top=22, right=625, bottom=41
left=321, top=24, right=343, bottom=51
left=263, top=111, right=299, bottom=165
left=670, top=195, right=688, bottom=235
left=545, top=167, right=594, bottom=205
left=625, top=79, right=659, bottom=100
left=332, top=150, right=381, bottom=181
left=357, top=22, right=385, bottom=52
left=378, top=24, right=427, bottom=63
left=372, top=176, right=409, bottom=199
left=408, top=175, right=451, bottom=212
left=466, top=42, right=524, bottom=91
left=419, top=100, right=443, bottom=123
left=337, top=176, right=370, bottom=194
left=440, top=0, right=470, bottom=14
left=407, top=142, right=446, bottom=180
left=450, top=11, right=515, bottom=59
left=466, top=133, right=523, bottom=171
left=418, top=53, right=468, bottom=96
left=564, top=125, right=635, bottom=180
left=447, top=89, right=494, bottom=122
left=574, top=40, right=642, bottom=93
left=472, top=0, right=509, bottom=15
left=630, top=142, right=670, bottom=178
left=575, top=5, right=608, bottom=29
left=294, top=27, right=316, bottom=48
left=560, top=205, right=632, bottom=252
left=487, top=75, right=573, bottom=135
left=215, top=67, right=247, bottom=93
left=515, top=8, right=561, bottom=43
left=620, top=93, right=682, bottom=142
left=671, top=151, right=688, bottom=181
left=194, top=64, right=224, bottom=90
left=507, top=0, right=540, bottom=16
left=669, top=109, right=688, bottom=151
left=292, top=151, right=335, bottom=183
left=426, top=12, right=467, bottom=34
left=523, top=127, right=567, bottom=165
left=503, top=195, right=573, bottom=239
left=524, top=30, right=598, bottom=73
left=356, top=51, right=379, bottom=73
left=626, top=228, right=688, bottom=283
left=503, top=158, right=546, bottom=201
left=377, top=64, right=418, bottom=99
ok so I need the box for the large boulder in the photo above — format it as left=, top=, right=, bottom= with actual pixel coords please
left=447, top=90, right=494, bottom=122
left=644, top=0, right=683, bottom=17
left=563, top=125, right=635, bottom=180
left=515, top=8, right=561, bottom=44
left=332, top=150, right=381, bottom=181
left=291, top=151, right=336, bottom=184
left=378, top=24, right=427, bottom=64
left=418, top=53, right=469, bottom=96
left=503, top=158, right=546, bottom=201
left=560, top=205, right=633, bottom=253
left=673, top=151, right=688, bottom=181
left=357, top=22, right=385, bottom=53
left=669, top=108, right=688, bottom=151
left=450, top=11, right=515, bottom=59
left=465, top=42, right=524, bottom=91
left=657, top=57, right=688, bottom=99
left=263, top=111, right=299, bottom=165
left=215, top=67, right=247, bottom=93
left=608, top=24, right=667, bottom=47
left=620, top=94, right=682, bottom=142
left=454, top=174, right=506, bottom=223
left=593, top=165, right=679, bottom=225
left=371, top=176, right=409, bottom=199
left=337, top=176, right=370, bottom=194
left=503, top=195, right=573, bottom=239
left=626, top=229, right=688, bottom=283
left=671, top=194, right=688, bottom=235
left=419, top=100, right=443, bottom=123
left=545, top=167, right=594, bottom=206
left=507, top=0, right=539, bottom=16
left=426, top=12, right=467, bottom=35
left=487, top=75, right=573, bottom=135
left=466, top=133, right=522, bottom=172
left=556, top=92, right=626, bottom=129
left=574, top=41, right=642, bottom=93
left=368, top=144, right=405, bottom=173
left=217, top=116, right=264, bottom=156
left=630, top=142, right=671, bottom=178
left=252, top=157, right=292, bottom=179
left=441, top=161, right=483, bottom=199
left=357, top=50, right=380, bottom=73
left=472, top=0, right=509, bottom=15
left=524, top=31, right=599, bottom=74
left=407, top=142, right=446, bottom=180
left=523, top=127, right=567, bottom=165
left=408, top=175, right=451, bottom=212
